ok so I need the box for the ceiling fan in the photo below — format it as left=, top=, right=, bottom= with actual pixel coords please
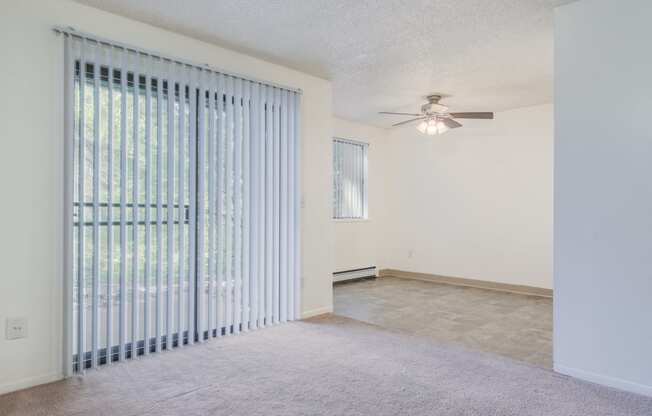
left=379, top=95, right=494, bottom=136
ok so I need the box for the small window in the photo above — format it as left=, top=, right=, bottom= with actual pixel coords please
left=333, top=138, right=368, bottom=219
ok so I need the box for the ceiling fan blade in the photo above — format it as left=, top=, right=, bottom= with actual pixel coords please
left=441, top=118, right=463, bottom=129
left=449, top=112, right=494, bottom=119
left=392, top=116, right=426, bottom=127
left=379, top=111, right=423, bottom=117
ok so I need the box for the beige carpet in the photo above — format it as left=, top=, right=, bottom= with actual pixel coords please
left=1, top=315, right=651, bottom=416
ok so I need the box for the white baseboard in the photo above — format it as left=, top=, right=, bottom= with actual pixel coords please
left=380, top=269, right=553, bottom=298
left=0, top=372, right=63, bottom=396
left=554, top=363, right=652, bottom=398
left=301, top=306, right=333, bottom=319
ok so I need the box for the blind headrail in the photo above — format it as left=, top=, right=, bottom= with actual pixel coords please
left=53, top=26, right=303, bottom=94
left=333, top=137, right=370, bottom=147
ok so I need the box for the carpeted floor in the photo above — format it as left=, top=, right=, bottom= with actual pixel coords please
left=1, top=315, right=651, bottom=416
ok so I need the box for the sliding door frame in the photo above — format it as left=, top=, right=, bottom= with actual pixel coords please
left=60, top=28, right=302, bottom=376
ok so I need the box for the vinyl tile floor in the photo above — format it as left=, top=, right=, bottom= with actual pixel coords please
left=334, top=276, right=553, bottom=368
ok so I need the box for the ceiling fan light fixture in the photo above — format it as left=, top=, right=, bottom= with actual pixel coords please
left=418, top=117, right=446, bottom=136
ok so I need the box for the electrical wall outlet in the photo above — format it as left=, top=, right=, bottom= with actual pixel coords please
left=5, top=317, right=28, bottom=340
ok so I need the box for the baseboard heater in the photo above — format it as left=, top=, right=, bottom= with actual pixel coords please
left=333, top=266, right=377, bottom=283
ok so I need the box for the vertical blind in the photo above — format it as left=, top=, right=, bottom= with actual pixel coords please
left=63, top=31, right=301, bottom=373
left=333, top=138, right=368, bottom=219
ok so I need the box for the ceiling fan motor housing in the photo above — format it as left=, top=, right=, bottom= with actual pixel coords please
left=421, top=95, right=448, bottom=114
left=421, top=102, right=448, bottom=114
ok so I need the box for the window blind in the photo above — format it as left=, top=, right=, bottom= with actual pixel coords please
left=62, top=30, right=301, bottom=374
left=333, top=138, right=368, bottom=219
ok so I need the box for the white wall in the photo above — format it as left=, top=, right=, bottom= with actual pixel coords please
left=0, top=0, right=333, bottom=394
left=554, top=0, right=652, bottom=396
left=332, top=118, right=387, bottom=273
left=380, top=104, right=553, bottom=289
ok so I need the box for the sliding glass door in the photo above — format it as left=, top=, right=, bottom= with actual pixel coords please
left=64, top=33, right=301, bottom=373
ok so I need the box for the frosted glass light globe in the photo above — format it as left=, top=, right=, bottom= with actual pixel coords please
left=426, top=118, right=439, bottom=135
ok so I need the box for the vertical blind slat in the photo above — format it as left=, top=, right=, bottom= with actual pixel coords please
left=249, top=82, right=259, bottom=330
left=196, top=69, right=207, bottom=341
left=264, top=85, right=273, bottom=325
left=287, top=92, right=295, bottom=321
left=346, top=143, right=348, bottom=217
left=207, top=74, right=216, bottom=338
left=118, top=43, right=128, bottom=362
left=177, top=69, right=186, bottom=347
left=212, top=74, right=221, bottom=335
left=360, top=145, right=365, bottom=214
left=166, top=63, right=175, bottom=350
left=360, top=143, right=365, bottom=216
left=352, top=144, right=355, bottom=215
left=242, top=81, right=251, bottom=330
left=294, top=93, right=302, bottom=319
left=77, top=38, right=87, bottom=371
left=215, top=73, right=225, bottom=337
left=342, top=143, right=346, bottom=217
left=225, top=76, right=235, bottom=334
left=356, top=144, right=360, bottom=215
left=332, top=142, right=337, bottom=218
left=279, top=90, right=288, bottom=323
left=272, top=87, right=281, bottom=324
left=348, top=142, right=353, bottom=218
left=355, top=144, right=360, bottom=216
left=352, top=144, right=357, bottom=217
left=155, top=58, right=164, bottom=353
left=233, top=78, right=243, bottom=335
left=131, top=52, right=140, bottom=357
left=257, top=84, right=266, bottom=328
left=353, top=143, right=358, bottom=216
left=187, top=67, right=198, bottom=345
left=91, top=43, right=101, bottom=369
left=144, top=59, right=152, bottom=355
left=362, top=145, right=366, bottom=215
left=333, top=142, right=337, bottom=218
left=336, top=142, right=341, bottom=218
left=105, top=46, right=115, bottom=364
left=339, top=142, right=344, bottom=218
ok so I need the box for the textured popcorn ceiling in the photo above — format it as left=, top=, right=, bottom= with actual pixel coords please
left=75, top=0, right=571, bottom=126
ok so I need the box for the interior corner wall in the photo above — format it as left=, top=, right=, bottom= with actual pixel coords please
left=332, top=118, right=388, bottom=273
left=554, top=0, right=652, bottom=396
left=380, top=104, right=553, bottom=289
left=0, top=0, right=333, bottom=394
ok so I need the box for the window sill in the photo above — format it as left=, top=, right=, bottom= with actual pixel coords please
left=333, top=218, right=371, bottom=223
